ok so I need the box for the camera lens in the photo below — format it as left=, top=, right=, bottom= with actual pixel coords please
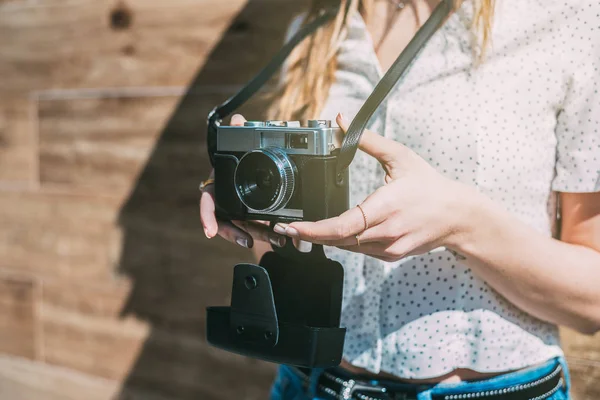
left=234, top=148, right=296, bottom=212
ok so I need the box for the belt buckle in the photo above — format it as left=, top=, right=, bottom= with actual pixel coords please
left=340, top=378, right=389, bottom=400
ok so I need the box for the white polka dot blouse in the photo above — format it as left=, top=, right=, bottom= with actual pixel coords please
left=289, top=0, right=600, bottom=379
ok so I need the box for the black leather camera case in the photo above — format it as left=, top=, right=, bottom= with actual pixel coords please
left=206, top=240, right=346, bottom=367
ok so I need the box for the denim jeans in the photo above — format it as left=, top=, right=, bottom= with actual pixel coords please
left=270, top=357, right=571, bottom=400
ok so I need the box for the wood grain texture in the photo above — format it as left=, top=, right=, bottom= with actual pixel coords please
left=0, top=355, right=120, bottom=400
left=567, top=358, right=600, bottom=400
left=0, top=187, right=252, bottom=282
left=0, top=0, right=243, bottom=93
left=38, top=90, right=270, bottom=233
left=0, top=354, right=180, bottom=400
left=561, top=328, right=600, bottom=362
left=0, top=190, right=122, bottom=281
left=0, top=97, right=35, bottom=183
left=111, top=223, right=274, bottom=400
left=0, top=0, right=305, bottom=94
left=561, top=328, right=600, bottom=399
left=2, top=0, right=304, bottom=398
left=121, top=328, right=276, bottom=400
left=40, top=277, right=275, bottom=399
left=38, top=95, right=180, bottom=199
left=115, top=223, right=248, bottom=325
left=41, top=279, right=149, bottom=381
left=0, top=275, right=38, bottom=360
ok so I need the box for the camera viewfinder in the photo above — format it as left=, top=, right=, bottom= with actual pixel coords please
left=288, top=133, right=309, bottom=149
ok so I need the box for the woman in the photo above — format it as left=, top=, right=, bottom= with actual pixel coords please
left=200, top=0, right=600, bottom=398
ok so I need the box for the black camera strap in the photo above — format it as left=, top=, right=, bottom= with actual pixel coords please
left=335, top=0, right=452, bottom=177
left=207, top=0, right=453, bottom=173
left=207, top=8, right=339, bottom=165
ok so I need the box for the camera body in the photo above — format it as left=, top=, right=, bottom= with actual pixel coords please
left=213, top=119, right=349, bottom=223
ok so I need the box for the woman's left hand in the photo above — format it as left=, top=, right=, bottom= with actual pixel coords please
left=274, top=113, right=479, bottom=262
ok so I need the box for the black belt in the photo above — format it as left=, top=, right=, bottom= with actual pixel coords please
left=290, top=364, right=565, bottom=400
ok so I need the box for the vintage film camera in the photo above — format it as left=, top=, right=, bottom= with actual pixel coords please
left=213, top=119, right=349, bottom=223
left=207, top=118, right=349, bottom=368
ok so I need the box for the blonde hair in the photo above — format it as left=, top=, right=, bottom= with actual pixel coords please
left=269, top=0, right=495, bottom=121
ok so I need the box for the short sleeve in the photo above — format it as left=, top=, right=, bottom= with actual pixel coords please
left=551, top=4, right=600, bottom=193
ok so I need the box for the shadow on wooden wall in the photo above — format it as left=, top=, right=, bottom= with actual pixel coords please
left=1, top=0, right=598, bottom=398
left=115, top=1, right=307, bottom=399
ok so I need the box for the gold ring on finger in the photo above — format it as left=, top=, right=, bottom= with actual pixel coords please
left=356, top=203, right=369, bottom=231
left=199, top=178, right=215, bottom=192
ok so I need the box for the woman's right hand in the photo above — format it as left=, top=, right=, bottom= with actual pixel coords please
left=199, top=114, right=287, bottom=249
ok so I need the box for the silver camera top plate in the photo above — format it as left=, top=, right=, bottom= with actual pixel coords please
left=217, top=120, right=343, bottom=156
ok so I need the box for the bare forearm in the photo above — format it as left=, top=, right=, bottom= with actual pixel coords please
left=449, top=192, right=600, bottom=334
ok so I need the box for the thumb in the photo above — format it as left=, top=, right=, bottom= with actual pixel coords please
left=230, top=114, right=247, bottom=126
left=336, top=113, right=402, bottom=164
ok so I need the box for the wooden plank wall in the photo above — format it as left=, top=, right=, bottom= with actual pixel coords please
left=0, top=0, right=307, bottom=398
left=0, top=1, right=599, bottom=399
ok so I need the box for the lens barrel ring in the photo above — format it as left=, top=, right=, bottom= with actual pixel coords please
left=234, top=147, right=297, bottom=213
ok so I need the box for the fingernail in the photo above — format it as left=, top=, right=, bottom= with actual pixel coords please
left=204, top=228, right=211, bottom=239
left=337, top=112, right=344, bottom=121
left=273, top=223, right=287, bottom=235
left=269, top=235, right=286, bottom=248
left=298, top=240, right=312, bottom=253
left=285, top=226, right=299, bottom=237
left=235, top=238, right=249, bottom=248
